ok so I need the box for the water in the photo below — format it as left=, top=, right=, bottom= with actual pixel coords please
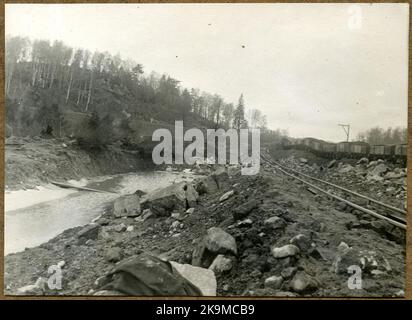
left=5, top=170, right=195, bottom=255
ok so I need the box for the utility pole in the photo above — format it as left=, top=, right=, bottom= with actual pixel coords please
left=338, top=124, right=350, bottom=142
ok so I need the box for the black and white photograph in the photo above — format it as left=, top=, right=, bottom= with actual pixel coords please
left=4, top=3, right=409, bottom=297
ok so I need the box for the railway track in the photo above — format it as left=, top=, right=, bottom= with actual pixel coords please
left=261, top=153, right=407, bottom=230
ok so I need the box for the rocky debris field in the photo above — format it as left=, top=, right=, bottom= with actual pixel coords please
left=4, top=161, right=405, bottom=297
left=276, top=155, right=407, bottom=211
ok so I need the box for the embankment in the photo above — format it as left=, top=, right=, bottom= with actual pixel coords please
left=5, top=136, right=154, bottom=190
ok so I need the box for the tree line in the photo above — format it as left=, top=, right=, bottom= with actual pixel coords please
left=5, top=35, right=269, bottom=146
left=357, top=126, right=407, bottom=145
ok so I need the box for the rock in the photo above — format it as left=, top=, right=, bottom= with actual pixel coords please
left=113, top=223, right=127, bottom=232
left=233, top=199, right=258, bottom=220
left=308, top=247, right=327, bottom=261
left=57, top=260, right=66, bottom=268
left=144, top=182, right=188, bottom=216
left=289, top=271, right=318, bottom=293
left=126, top=226, right=134, bottom=232
left=339, top=164, right=354, bottom=174
left=299, top=158, right=308, bottom=164
left=16, top=277, right=47, bottom=295
left=196, top=176, right=219, bottom=195
left=113, top=194, right=141, bottom=218
left=337, top=242, right=351, bottom=254
left=281, top=267, right=297, bottom=280
left=141, top=209, right=154, bottom=221
left=85, top=239, right=95, bottom=246
left=237, top=218, right=253, bottom=227
left=264, top=275, right=283, bottom=290
left=205, top=227, right=237, bottom=255
left=186, top=207, right=195, bottom=214
left=106, top=247, right=122, bottom=263
left=171, top=212, right=182, bottom=220
left=394, top=290, right=405, bottom=297
left=367, top=160, right=378, bottom=168
left=94, top=290, right=124, bottom=296
left=271, top=244, right=300, bottom=258
left=208, top=254, right=234, bottom=274
left=212, top=168, right=230, bottom=190
left=273, top=291, right=298, bottom=297
left=77, top=223, right=100, bottom=244
left=192, top=227, right=237, bottom=268
left=219, top=190, right=234, bottom=202
left=357, top=157, right=369, bottom=165
left=369, top=163, right=389, bottom=176
left=333, top=244, right=360, bottom=274
left=170, top=220, right=180, bottom=229
left=289, top=234, right=311, bottom=252
left=366, top=174, right=384, bottom=182
left=327, top=160, right=337, bottom=168
left=264, top=216, right=286, bottom=230
left=185, top=183, right=199, bottom=207
left=134, top=189, right=146, bottom=197
left=170, top=261, right=217, bottom=296
left=96, top=217, right=110, bottom=226
left=384, top=171, right=406, bottom=180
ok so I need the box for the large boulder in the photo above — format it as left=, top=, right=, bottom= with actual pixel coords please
left=192, top=227, right=237, bottom=268
left=143, top=182, right=188, bottom=216
left=196, top=176, right=219, bottom=195
left=77, top=223, right=100, bottom=244
left=113, top=194, right=141, bottom=218
left=16, top=277, right=47, bottom=295
left=205, top=227, right=237, bottom=255
left=170, top=261, right=217, bottom=296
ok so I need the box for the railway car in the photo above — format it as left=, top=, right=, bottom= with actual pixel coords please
left=370, top=144, right=385, bottom=156
left=336, top=142, right=350, bottom=153
left=349, top=141, right=370, bottom=155
left=394, top=143, right=407, bottom=157
left=284, top=136, right=406, bottom=163
left=322, top=142, right=337, bottom=153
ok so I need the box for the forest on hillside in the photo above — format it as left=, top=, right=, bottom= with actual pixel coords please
left=5, top=36, right=277, bottom=148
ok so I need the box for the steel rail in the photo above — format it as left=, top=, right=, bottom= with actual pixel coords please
left=265, top=156, right=406, bottom=216
left=261, top=155, right=406, bottom=230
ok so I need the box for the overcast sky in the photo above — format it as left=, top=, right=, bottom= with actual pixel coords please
left=6, top=3, right=409, bottom=142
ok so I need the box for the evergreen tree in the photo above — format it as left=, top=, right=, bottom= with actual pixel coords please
left=233, top=94, right=248, bottom=130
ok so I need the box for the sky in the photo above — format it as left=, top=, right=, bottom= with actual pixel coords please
left=5, top=3, right=409, bottom=142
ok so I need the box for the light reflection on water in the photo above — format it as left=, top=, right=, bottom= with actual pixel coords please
left=5, top=171, right=195, bottom=255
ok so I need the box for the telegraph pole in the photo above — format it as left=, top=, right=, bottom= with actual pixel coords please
left=338, top=124, right=350, bottom=142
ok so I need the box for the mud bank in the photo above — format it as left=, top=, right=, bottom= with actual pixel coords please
left=6, top=136, right=154, bottom=191
left=4, top=162, right=405, bottom=297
